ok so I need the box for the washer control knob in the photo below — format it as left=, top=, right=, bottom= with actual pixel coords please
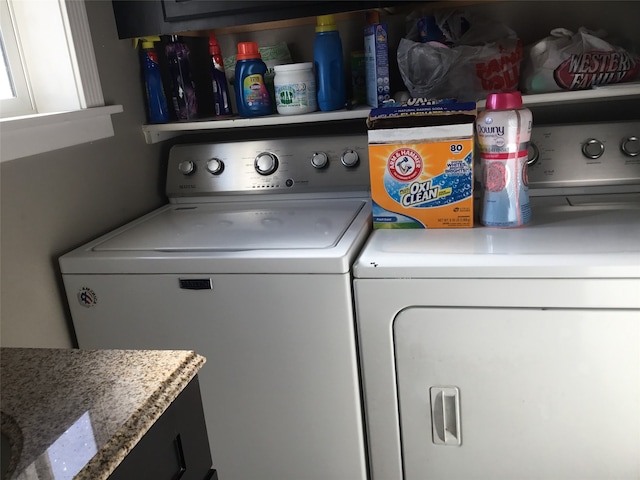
left=341, top=149, right=360, bottom=168
left=254, top=152, right=279, bottom=176
left=581, top=139, right=605, bottom=159
left=178, top=160, right=196, bottom=175
left=311, top=152, right=329, bottom=169
left=621, top=135, right=640, bottom=157
left=206, top=158, right=225, bottom=175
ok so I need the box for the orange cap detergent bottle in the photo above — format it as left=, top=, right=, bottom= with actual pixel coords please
left=234, top=42, right=273, bottom=118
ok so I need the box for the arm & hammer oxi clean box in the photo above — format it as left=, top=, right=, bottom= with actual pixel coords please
left=367, top=100, right=477, bottom=228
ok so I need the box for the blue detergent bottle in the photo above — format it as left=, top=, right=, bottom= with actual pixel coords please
left=134, top=36, right=169, bottom=124
left=234, top=42, right=273, bottom=118
left=314, top=15, right=346, bottom=111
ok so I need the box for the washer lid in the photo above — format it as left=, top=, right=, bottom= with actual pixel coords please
left=354, top=196, right=640, bottom=279
left=93, top=199, right=366, bottom=252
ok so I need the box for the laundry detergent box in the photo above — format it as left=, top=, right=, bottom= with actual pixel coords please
left=367, top=99, right=477, bottom=229
left=364, top=22, right=391, bottom=107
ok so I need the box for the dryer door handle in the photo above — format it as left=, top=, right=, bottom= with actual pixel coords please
left=430, top=386, right=462, bottom=446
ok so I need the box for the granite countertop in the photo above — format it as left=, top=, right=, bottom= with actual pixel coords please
left=0, top=348, right=205, bottom=480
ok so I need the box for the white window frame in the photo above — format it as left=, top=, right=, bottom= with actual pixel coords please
left=0, top=0, right=35, bottom=117
left=0, top=0, right=122, bottom=163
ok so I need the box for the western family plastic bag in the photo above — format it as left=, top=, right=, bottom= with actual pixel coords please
left=520, top=27, right=640, bottom=93
left=397, top=10, right=523, bottom=102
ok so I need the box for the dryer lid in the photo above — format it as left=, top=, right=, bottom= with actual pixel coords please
left=93, top=199, right=366, bottom=252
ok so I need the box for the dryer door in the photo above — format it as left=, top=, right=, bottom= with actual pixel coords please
left=394, top=307, right=640, bottom=480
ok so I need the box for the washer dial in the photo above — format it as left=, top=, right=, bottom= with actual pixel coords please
left=311, top=152, right=329, bottom=169
left=206, top=158, right=225, bottom=175
left=341, top=149, right=359, bottom=168
left=254, top=152, right=279, bottom=176
left=178, top=160, right=196, bottom=175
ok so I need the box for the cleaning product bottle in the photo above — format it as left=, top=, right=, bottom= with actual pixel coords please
left=476, top=91, right=533, bottom=227
left=208, top=32, right=231, bottom=116
left=234, top=41, right=272, bottom=118
left=134, top=36, right=169, bottom=124
left=165, top=35, right=198, bottom=121
left=314, top=15, right=346, bottom=111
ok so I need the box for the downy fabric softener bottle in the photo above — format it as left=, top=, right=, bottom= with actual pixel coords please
left=476, top=91, right=533, bottom=227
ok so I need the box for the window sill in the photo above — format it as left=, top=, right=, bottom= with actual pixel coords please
left=0, top=105, right=123, bottom=163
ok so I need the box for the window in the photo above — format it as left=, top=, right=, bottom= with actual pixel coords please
left=0, top=0, right=122, bottom=162
left=0, top=0, right=35, bottom=117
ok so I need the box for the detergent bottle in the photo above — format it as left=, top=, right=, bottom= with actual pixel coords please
left=234, top=42, right=272, bottom=117
left=209, top=33, right=231, bottom=116
left=314, top=15, right=346, bottom=111
left=165, top=35, right=198, bottom=121
left=134, top=36, right=169, bottom=124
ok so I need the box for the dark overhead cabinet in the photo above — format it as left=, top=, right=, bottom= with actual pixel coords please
left=112, top=0, right=402, bottom=39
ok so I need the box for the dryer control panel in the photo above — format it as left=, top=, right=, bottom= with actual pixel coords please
left=527, top=121, right=640, bottom=193
left=166, top=134, right=370, bottom=199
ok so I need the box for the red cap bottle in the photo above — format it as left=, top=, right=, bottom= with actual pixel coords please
left=236, top=42, right=261, bottom=61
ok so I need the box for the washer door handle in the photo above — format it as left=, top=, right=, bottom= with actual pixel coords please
left=179, top=278, right=212, bottom=290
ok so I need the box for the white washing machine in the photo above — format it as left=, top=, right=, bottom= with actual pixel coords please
left=353, top=122, right=640, bottom=480
left=59, top=134, right=371, bottom=480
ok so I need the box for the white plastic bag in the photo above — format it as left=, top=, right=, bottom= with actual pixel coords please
left=397, top=11, right=523, bottom=102
left=520, top=27, right=640, bottom=93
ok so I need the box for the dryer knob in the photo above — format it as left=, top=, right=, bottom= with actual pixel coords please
left=178, top=160, right=196, bottom=175
left=254, top=152, right=279, bottom=176
left=341, top=149, right=359, bottom=168
left=206, top=158, right=225, bottom=175
left=621, top=136, right=640, bottom=157
left=526, top=142, right=540, bottom=166
left=581, top=139, right=605, bottom=159
left=311, top=152, right=329, bottom=169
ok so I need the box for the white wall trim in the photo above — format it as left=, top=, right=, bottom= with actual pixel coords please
left=63, top=0, right=105, bottom=108
left=0, top=106, right=123, bottom=163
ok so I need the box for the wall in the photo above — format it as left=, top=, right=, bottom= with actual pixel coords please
left=2, top=0, right=638, bottom=348
left=0, top=1, right=165, bottom=348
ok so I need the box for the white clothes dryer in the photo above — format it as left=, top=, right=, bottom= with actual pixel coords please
left=353, top=122, right=640, bottom=480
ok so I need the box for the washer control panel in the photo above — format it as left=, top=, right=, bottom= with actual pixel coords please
left=166, top=134, right=370, bottom=197
left=527, top=121, right=640, bottom=189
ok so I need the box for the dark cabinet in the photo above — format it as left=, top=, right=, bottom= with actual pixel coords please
left=108, top=375, right=216, bottom=480
left=161, top=1, right=316, bottom=22
left=112, top=0, right=406, bottom=39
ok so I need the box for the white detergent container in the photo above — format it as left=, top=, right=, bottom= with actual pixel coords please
left=274, top=62, right=317, bottom=115
left=476, top=91, right=533, bottom=227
